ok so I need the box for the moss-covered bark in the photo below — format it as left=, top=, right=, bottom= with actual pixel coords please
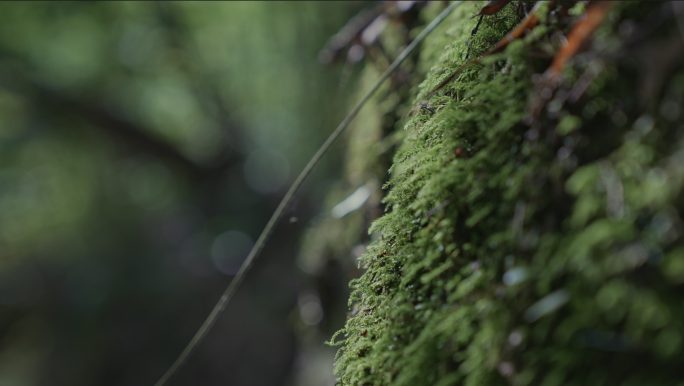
left=330, top=2, right=684, bottom=385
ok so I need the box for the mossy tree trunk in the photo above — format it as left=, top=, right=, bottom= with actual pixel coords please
left=323, top=2, right=684, bottom=385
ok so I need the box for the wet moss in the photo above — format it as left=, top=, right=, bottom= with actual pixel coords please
left=331, top=1, right=684, bottom=385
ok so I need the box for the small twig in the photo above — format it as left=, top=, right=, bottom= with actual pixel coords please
left=318, top=3, right=390, bottom=65
left=433, top=1, right=545, bottom=94
left=421, top=102, right=436, bottom=114
left=424, top=199, right=452, bottom=219
left=465, top=15, right=485, bottom=60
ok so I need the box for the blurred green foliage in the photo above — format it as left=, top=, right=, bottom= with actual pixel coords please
left=0, top=2, right=369, bottom=385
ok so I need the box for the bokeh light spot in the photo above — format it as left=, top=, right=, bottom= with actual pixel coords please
left=127, top=162, right=176, bottom=210
left=210, top=230, right=253, bottom=275
left=243, top=148, right=289, bottom=194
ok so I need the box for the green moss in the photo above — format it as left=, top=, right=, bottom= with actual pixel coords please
left=331, top=1, right=684, bottom=385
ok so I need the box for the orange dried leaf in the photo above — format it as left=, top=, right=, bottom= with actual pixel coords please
left=490, top=1, right=547, bottom=53
left=528, top=2, right=615, bottom=120
left=544, top=1, right=614, bottom=80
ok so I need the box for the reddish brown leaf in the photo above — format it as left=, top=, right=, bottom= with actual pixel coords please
left=544, top=1, right=614, bottom=82
left=473, top=1, right=511, bottom=18
left=432, top=2, right=547, bottom=93
left=455, top=146, right=471, bottom=158
left=490, top=1, right=548, bottom=53
left=528, top=1, right=614, bottom=119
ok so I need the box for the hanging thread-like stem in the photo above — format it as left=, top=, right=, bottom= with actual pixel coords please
left=154, top=3, right=463, bottom=385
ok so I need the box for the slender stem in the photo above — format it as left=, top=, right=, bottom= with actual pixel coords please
left=153, top=2, right=464, bottom=385
left=465, top=15, right=484, bottom=60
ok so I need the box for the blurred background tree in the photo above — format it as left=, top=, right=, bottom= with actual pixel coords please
left=0, top=2, right=374, bottom=385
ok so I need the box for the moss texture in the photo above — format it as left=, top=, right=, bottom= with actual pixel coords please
left=331, top=2, right=684, bottom=385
